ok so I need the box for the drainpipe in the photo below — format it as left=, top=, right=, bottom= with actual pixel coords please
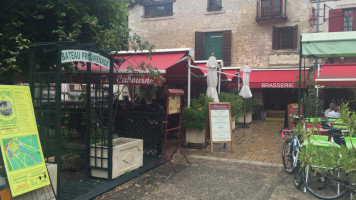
left=188, top=58, right=191, bottom=107
left=316, top=0, right=320, bottom=32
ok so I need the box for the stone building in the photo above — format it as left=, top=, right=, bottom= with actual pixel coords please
left=128, top=0, right=356, bottom=116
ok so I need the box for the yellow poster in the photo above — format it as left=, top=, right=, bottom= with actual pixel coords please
left=0, top=85, right=50, bottom=197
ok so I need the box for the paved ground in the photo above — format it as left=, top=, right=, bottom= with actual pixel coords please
left=169, top=120, right=285, bottom=167
left=94, top=121, right=303, bottom=200
left=94, top=156, right=320, bottom=200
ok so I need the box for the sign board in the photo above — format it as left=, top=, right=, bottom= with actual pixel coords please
left=0, top=85, right=50, bottom=197
left=208, top=102, right=234, bottom=153
left=62, top=73, right=163, bottom=85
left=167, top=94, right=181, bottom=115
left=269, top=53, right=299, bottom=66
left=61, top=49, right=110, bottom=69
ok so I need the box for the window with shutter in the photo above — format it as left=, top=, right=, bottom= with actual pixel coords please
left=329, top=8, right=356, bottom=32
left=272, top=26, right=298, bottom=50
left=194, top=30, right=232, bottom=66
left=207, top=0, right=222, bottom=11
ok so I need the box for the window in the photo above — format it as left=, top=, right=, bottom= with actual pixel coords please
left=195, top=30, right=231, bottom=66
left=343, top=9, right=354, bottom=31
left=261, top=0, right=282, bottom=17
left=207, top=0, right=222, bottom=11
left=272, top=25, right=298, bottom=50
left=329, top=8, right=356, bottom=32
left=142, top=0, right=175, bottom=18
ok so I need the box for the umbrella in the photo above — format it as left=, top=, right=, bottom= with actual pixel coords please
left=239, top=65, right=253, bottom=128
left=239, top=65, right=252, bottom=98
left=206, top=54, right=219, bottom=102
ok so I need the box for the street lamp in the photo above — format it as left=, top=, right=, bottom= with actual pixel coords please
left=309, top=7, right=317, bottom=28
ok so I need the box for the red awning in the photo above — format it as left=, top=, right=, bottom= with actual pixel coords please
left=242, top=69, right=307, bottom=88
left=63, top=50, right=206, bottom=85
left=315, top=64, right=356, bottom=88
left=221, top=68, right=239, bottom=80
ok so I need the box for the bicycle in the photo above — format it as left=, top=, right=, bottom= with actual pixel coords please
left=280, top=116, right=301, bottom=174
left=300, top=129, right=351, bottom=199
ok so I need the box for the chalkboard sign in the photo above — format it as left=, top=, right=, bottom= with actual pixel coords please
left=208, top=102, right=234, bottom=153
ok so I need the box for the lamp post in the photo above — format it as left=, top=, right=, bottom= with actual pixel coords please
left=309, top=7, right=317, bottom=28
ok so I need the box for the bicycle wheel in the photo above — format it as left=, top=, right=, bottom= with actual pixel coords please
left=294, top=166, right=302, bottom=189
left=282, top=138, right=293, bottom=174
left=301, top=165, right=349, bottom=199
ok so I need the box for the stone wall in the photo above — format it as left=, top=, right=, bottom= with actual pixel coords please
left=128, top=0, right=313, bottom=69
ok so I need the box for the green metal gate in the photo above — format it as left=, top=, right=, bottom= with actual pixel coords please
left=85, top=61, right=114, bottom=180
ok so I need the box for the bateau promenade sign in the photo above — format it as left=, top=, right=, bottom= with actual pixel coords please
left=61, top=49, right=110, bottom=69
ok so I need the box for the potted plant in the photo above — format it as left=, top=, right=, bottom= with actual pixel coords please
left=218, top=92, right=243, bottom=129
left=238, top=97, right=257, bottom=124
left=182, top=94, right=213, bottom=144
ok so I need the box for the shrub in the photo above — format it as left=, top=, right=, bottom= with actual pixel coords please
left=218, top=92, right=243, bottom=120
left=182, top=94, right=213, bottom=130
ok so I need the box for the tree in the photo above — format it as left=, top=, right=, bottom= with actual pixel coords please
left=0, top=0, right=135, bottom=84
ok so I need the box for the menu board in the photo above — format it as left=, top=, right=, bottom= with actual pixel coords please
left=208, top=103, right=234, bottom=153
left=0, top=85, right=50, bottom=197
left=167, top=94, right=181, bottom=114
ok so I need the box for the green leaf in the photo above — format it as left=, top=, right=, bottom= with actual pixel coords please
left=60, top=12, right=66, bottom=17
left=37, top=15, right=44, bottom=19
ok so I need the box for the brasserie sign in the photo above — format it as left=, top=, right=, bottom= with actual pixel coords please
left=61, top=49, right=110, bottom=69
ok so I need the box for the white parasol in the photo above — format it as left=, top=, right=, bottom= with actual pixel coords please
left=239, top=65, right=252, bottom=98
left=239, top=65, right=252, bottom=128
left=206, top=54, right=219, bottom=102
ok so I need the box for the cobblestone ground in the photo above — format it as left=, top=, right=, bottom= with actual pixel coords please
left=169, top=120, right=286, bottom=166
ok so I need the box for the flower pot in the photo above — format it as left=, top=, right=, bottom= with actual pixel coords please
left=237, top=112, right=252, bottom=124
left=90, top=137, right=143, bottom=179
left=185, top=128, right=205, bottom=144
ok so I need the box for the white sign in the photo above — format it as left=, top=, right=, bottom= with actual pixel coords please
left=261, top=82, right=294, bottom=88
left=211, top=109, right=231, bottom=141
left=61, top=49, right=110, bottom=69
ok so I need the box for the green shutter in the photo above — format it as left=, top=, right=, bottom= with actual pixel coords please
left=204, top=32, right=222, bottom=60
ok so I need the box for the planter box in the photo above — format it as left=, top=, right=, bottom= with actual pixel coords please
left=237, top=112, right=252, bottom=124
left=185, top=128, right=205, bottom=144
left=90, top=137, right=143, bottom=179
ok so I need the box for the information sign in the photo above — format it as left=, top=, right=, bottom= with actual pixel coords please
left=0, top=85, right=50, bottom=197
left=167, top=94, right=181, bottom=114
left=61, top=49, right=110, bottom=69
left=208, top=102, right=234, bottom=153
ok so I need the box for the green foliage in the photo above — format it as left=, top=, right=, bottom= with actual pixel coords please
left=218, top=92, right=243, bottom=120
left=0, top=0, right=135, bottom=83
left=301, top=86, right=322, bottom=118
left=246, top=98, right=258, bottom=113
left=298, top=102, right=356, bottom=190
left=182, top=94, right=213, bottom=130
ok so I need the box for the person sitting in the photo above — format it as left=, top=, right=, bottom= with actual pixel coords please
left=326, top=103, right=340, bottom=118
left=324, top=103, right=334, bottom=117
